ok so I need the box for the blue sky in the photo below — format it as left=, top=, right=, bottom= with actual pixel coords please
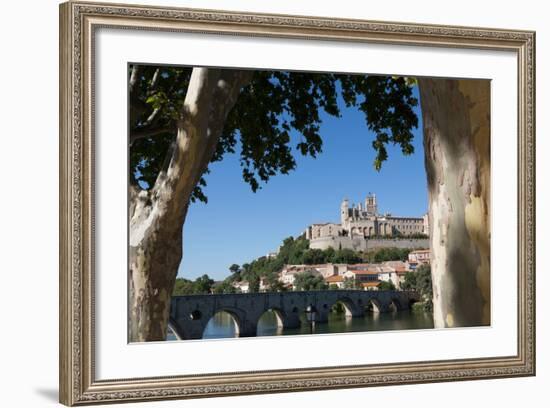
left=177, top=85, right=427, bottom=281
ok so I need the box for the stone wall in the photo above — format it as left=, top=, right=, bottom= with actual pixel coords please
left=309, top=236, right=429, bottom=251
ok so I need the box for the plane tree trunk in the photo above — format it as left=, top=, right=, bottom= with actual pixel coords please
left=418, top=78, right=491, bottom=328
left=128, top=68, right=252, bottom=342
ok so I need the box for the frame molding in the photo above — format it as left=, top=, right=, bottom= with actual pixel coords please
left=59, top=1, right=535, bottom=405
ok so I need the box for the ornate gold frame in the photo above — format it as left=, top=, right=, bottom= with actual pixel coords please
left=59, top=1, right=536, bottom=405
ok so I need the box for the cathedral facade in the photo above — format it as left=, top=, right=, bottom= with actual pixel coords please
left=305, top=194, right=429, bottom=251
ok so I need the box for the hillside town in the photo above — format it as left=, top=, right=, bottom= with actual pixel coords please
left=232, top=248, right=430, bottom=293
left=172, top=193, right=433, bottom=298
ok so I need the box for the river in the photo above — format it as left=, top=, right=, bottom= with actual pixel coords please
left=167, top=308, right=434, bottom=340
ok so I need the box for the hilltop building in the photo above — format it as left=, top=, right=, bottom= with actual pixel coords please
left=305, top=193, right=429, bottom=251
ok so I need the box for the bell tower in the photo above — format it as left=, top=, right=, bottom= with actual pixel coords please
left=340, top=198, right=349, bottom=226
left=365, top=193, right=377, bottom=216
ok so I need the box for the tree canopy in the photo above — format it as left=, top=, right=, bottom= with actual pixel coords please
left=377, top=280, right=396, bottom=291
left=402, top=264, right=433, bottom=311
left=172, top=274, right=215, bottom=296
left=130, top=66, right=418, bottom=202
left=293, top=271, right=328, bottom=291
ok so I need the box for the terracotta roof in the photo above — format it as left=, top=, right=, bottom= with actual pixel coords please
left=362, top=281, right=381, bottom=287
left=325, top=275, right=344, bottom=283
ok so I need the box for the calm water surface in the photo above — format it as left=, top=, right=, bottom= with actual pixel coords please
left=167, top=308, right=434, bottom=340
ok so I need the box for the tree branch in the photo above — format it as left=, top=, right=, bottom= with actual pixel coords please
left=152, top=68, right=221, bottom=208
left=150, top=68, right=252, bottom=229
left=129, top=124, right=175, bottom=144
left=129, top=65, right=139, bottom=93
left=129, top=65, right=151, bottom=128
left=196, top=70, right=253, bottom=182
left=149, top=68, right=160, bottom=92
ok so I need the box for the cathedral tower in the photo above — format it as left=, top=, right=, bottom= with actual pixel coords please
left=340, top=198, right=349, bottom=226
left=365, top=193, right=377, bottom=216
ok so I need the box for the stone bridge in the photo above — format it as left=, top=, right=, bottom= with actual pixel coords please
left=169, top=290, right=420, bottom=340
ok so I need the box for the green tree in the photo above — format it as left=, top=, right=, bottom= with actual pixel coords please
left=172, top=275, right=215, bottom=295
left=302, top=248, right=327, bottom=265
left=129, top=65, right=490, bottom=341
left=213, top=279, right=239, bottom=294
left=172, top=278, right=194, bottom=296
left=262, top=273, right=287, bottom=292
left=192, top=274, right=214, bottom=294
left=228, top=263, right=242, bottom=282
left=229, top=264, right=241, bottom=274
left=365, top=247, right=411, bottom=263
left=378, top=280, right=396, bottom=291
left=293, top=271, right=328, bottom=291
left=248, top=277, right=261, bottom=293
left=331, top=248, right=362, bottom=264
left=342, top=277, right=359, bottom=289
left=415, top=264, right=434, bottom=312
left=401, top=271, right=417, bottom=291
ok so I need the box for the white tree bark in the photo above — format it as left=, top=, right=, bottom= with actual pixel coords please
left=128, top=68, right=252, bottom=342
left=418, top=78, right=491, bottom=328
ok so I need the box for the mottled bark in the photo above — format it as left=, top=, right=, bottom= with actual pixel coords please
left=418, top=78, right=491, bottom=328
left=128, top=68, right=252, bottom=342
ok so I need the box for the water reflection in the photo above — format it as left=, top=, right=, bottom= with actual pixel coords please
left=165, top=308, right=435, bottom=341
left=203, top=311, right=239, bottom=339
left=257, top=310, right=285, bottom=336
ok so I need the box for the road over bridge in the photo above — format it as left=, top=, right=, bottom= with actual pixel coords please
left=169, top=290, right=420, bottom=340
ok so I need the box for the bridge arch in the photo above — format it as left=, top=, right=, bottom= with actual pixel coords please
left=366, top=298, right=382, bottom=313
left=256, top=307, right=288, bottom=336
left=331, top=296, right=363, bottom=318
left=389, top=298, right=403, bottom=312
left=408, top=297, right=419, bottom=308
left=167, top=317, right=184, bottom=340
left=333, top=297, right=354, bottom=317
left=202, top=308, right=242, bottom=339
left=258, top=307, right=286, bottom=327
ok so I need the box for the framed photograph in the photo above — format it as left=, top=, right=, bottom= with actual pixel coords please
left=59, top=1, right=535, bottom=405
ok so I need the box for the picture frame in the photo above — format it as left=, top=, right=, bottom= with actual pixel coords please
left=59, top=1, right=536, bottom=405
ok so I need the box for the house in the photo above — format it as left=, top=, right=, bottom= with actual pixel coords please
left=279, top=261, right=411, bottom=290
left=371, top=261, right=411, bottom=288
left=232, top=280, right=250, bottom=293
left=279, top=264, right=323, bottom=287
left=376, top=265, right=395, bottom=284
left=325, top=274, right=345, bottom=289
left=361, top=281, right=380, bottom=291
left=259, top=278, right=270, bottom=292
left=408, top=249, right=431, bottom=269
left=342, top=268, right=380, bottom=283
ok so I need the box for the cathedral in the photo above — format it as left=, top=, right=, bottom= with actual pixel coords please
left=305, top=193, right=429, bottom=251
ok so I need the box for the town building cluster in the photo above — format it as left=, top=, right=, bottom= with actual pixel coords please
left=233, top=249, right=431, bottom=293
